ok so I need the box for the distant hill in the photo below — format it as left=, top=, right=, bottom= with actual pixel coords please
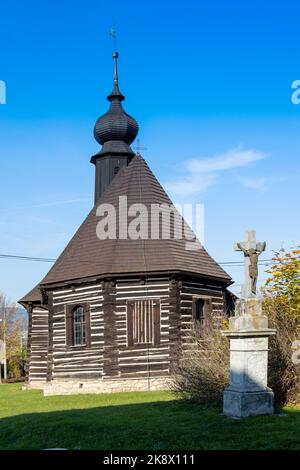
left=15, top=307, right=28, bottom=330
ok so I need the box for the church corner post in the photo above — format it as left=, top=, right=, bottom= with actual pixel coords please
left=222, top=230, right=276, bottom=418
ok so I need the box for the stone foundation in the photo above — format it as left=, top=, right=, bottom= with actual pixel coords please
left=43, top=376, right=170, bottom=396
left=22, top=381, right=46, bottom=390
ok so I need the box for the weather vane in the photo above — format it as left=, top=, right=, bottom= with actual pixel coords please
left=109, top=22, right=117, bottom=51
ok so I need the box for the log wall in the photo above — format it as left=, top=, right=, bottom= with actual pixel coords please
left=48, top=282, right=105, bottom=380
left=180, top=279, right=226, bottom=350
left=114, top=278, right=171, bottom=380
left=27, top=306, right=49, bottom=383
left=27, top=276, right=227, bottom=388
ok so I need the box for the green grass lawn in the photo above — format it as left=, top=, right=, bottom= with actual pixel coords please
left=0, top=383, right=300, bottom=450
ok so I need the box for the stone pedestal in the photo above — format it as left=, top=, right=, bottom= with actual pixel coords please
left=222, top=299, right=276, bottom=418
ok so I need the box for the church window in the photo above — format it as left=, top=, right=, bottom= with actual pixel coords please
left=66, top=303, right=90, bottom=347
left=73, top=306, right=86, bottom=345
left=127, top=299, right=160, bottom=347
left=192, top=296, right=212, bottom=332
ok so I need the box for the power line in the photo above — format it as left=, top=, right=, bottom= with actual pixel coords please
left=0, top=254, right=56, bottom=263
left=217, top=260, right=273, bottom=266
left=0, top=252, right=275, bottom=266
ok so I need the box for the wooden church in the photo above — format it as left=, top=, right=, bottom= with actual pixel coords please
left=20, top=50, right=232, bottom=395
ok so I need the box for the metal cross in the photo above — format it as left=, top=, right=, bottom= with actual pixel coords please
left=234, top=230, right=266, bottom=298
left=134, top=139, right=148, bottom=155
left=109, top=22, right=117, bottom=51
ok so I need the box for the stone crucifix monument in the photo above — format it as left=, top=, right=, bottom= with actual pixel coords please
left=235, top=230, right=266, bottom=298
left=222, top=230, right=276, bottom=418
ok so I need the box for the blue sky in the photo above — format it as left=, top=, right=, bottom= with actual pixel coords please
left=0, top=0, right=299, bottom=302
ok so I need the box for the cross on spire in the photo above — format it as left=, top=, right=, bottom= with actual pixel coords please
left=109, top=24, right=119, bottom=89
left=134, top=139, right=148, bottom=155
left=106, top=23, right=124, bottom=102
left=109, top=22, right=117, bottom=51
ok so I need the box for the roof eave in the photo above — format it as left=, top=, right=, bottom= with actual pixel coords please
left=39, top=268, right=232, bottom=291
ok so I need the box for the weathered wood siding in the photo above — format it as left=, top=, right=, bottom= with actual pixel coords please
left=37, top=276, right=227, bottom=383
left=180, top=279, right=226, bottom=350
left=114, top=278, right=171, bottom=379
left=46, top=278, right=172, bottom=380
left=28, top=306, right=49, bottom=382
left=48, top=283, right=104, bottom=379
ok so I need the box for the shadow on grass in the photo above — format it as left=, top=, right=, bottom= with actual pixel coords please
left=1, top=398, right=300, bottom=450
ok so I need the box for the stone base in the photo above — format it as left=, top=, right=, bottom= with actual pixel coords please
left=43, top=377, right=169, bottom=396
left=223, top=389, right=274, bottom=418
left=22, top=381, right=46, bottom=390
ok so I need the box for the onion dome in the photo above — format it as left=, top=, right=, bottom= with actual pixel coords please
left=93, top=51, right=139, bottom=158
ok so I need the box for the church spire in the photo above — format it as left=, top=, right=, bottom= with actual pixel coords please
left=107, top=51, right=125, bottom=102
left=91, top=45, right=139, bottom=203
left=92, top=49, right=139, bottom=157
left=113, top=51, right=119, bottom=87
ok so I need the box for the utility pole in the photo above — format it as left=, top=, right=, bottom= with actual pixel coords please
left=3, top=304, right=7, bottom=380
left=0, top=299, right=7, bottom=381
left=0, top=341, right=2, bottom=384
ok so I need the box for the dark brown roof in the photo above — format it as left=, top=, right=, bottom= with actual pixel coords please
left=36, top=155, right=230, bottom=287
left=19, top=285, right=42, bottom=305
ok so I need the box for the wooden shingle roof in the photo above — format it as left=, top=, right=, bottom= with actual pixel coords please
left=19, top=285, right=42, bottom=305
left=36, top=155, right=230, bottom=287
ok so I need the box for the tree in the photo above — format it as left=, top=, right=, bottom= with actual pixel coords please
left=264, top=247, right=300, bottom=321
left=262, top=247, right=300, bottom=405
left=0, top=293, right=26, bottom=380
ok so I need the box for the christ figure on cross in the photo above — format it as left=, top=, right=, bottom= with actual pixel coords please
left=234, top=230, right=266, bottom=297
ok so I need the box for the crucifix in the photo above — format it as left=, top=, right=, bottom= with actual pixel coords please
left=134, top=139, right=148, bottom=155
left=234, top=230, right=266, bottom=298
